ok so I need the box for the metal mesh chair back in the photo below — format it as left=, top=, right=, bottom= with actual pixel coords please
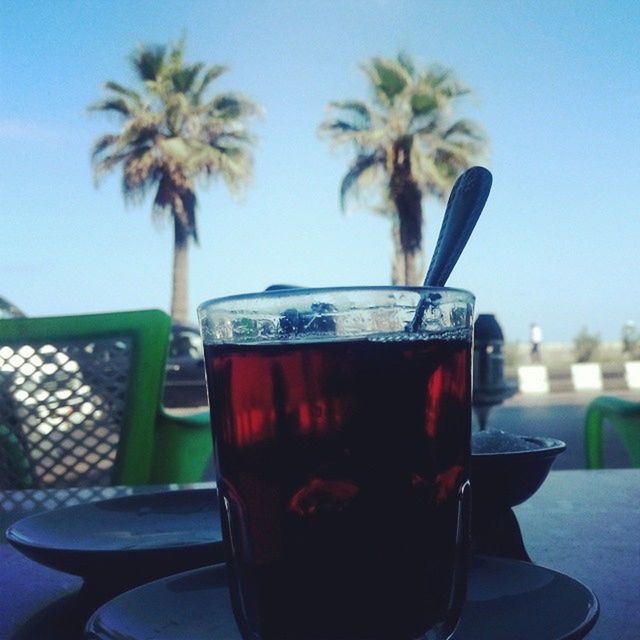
left=0, top=310, right=172, bottom=499
left=0, top=335, right=133, bottom=489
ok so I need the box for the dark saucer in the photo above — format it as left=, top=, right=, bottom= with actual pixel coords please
left=85, top=555, right=599, bottom=640
left=6, top=488, right=224, bottom=597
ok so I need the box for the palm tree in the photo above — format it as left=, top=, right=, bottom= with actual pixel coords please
left=89, top=39, right=261, bottom=322
left=320, top=53, right=488, bottom=285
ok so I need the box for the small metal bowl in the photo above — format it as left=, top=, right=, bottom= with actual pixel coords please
left=471, top=432, right=566, bottom=508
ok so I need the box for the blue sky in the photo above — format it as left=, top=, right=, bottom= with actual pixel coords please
left=1, top=0, right=639, bottom=342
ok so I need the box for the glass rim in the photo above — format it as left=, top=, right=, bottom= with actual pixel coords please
left=197, top=285, right=475, bottom=313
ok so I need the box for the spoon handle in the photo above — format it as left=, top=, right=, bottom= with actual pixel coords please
left=408, top=166, right=492, bottom=333
left=424, top=166, right=492, bottom=287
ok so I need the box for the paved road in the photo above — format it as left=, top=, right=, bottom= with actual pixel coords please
left=478, top=391, right=640, bottom=470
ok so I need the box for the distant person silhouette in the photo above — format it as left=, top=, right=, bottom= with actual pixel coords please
left=530, top=323, right=542, bottom=363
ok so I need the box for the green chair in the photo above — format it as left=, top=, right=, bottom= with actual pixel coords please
left=584, top=395, right=640, bottom=469
left=0, top=309, right=212, bottom=490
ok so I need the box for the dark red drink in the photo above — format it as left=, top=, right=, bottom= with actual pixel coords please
left=206, top=335, right=471, bottom=640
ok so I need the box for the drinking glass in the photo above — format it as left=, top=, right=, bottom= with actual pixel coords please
left=198, top=286, right=475, bottom=640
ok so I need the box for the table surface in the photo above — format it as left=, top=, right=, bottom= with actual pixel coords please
left=514, top=469, right=640, bottom=640
left=1, top=470, right=638, bottom=640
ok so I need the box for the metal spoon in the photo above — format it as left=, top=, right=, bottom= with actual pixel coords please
left=409, top=166, right=492, bottom=331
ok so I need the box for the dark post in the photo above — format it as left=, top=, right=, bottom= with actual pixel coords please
left=473, top=314, right=516, bottom=429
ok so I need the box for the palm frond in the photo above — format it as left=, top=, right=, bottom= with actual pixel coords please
left=87, top=97, right=136, bottom=117
left=328, top=100, right=374, bottom=121
left=92, top=149, right=133, bottom=184
left=363, top=57, right=411, bottom=105
left=119, top=112, right=162, bottom=144
left=431, top=136, right=484, bottom=161
left=204, top=131, right=256, bottom=154
left=432, top=147, right=474, bottom=181
left=122, top=146, right=160, bottom=197
left=397, top=52, right=416, bottom=78
left=319, top=99, right=387, bottom=152
left=165, top=93, right=190, bottom=134
left=410, top=91, right=438, bottom=117
left=220, top=154, right=253, bottom=193
left=339, top=153, right=384, bottom=211
left=443, top=119, right=487, bottom=142
left=423, top=64, right=470, bottom=99
left=322, top=126, right=384, bottom=150
left=131, top=44, right=167, bottom=82
left=171, top=63, right=204, bottom=94
left=439, top=82, right=471, bottom=100
left=182, top=142, right=253, bottom=196
left=323, top=120, right=365, bottom=134
left=209, top=95, right=242, bottom=119
left=410, top=115, right=441, bottom=137
left=103, top=81, right=142, bottom=104
left=168, top=37, right=186, bottom=67
left=207, top=93, right=262, bottom=120
left=91, top=118, right=159, bottom=175
left=409, top=150, right=450, bottom=199
left=158, top=137, right=190, bottom=164
left=320, top=100, right=375, bottom=135
left=190, top=142, right=252, bottom=184
left=90, top=134, right=119, bottom=159
left=193, top=65, right=227, bottom=102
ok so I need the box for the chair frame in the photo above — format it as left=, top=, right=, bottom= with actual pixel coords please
left=0, top=310, right=212, bottom=487
left=585, top=395, right=640, bottom=469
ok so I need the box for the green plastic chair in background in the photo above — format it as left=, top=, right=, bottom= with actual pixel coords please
left=0, top=309, right=212, bottom=491
left=584, top=395, right=640, bottom=469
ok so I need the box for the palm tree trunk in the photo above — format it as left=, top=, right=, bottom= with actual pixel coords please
left=403, top=248, right=423, bottom=286
left=391, top=223, right=424, bottom=286
left=171, top=216, right=190, bottom=324
left=390, top=139, right=425, bottom=286
left=391, top=222, right=404, bottom=285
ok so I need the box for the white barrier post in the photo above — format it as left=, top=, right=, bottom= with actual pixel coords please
left=625, top=361, right=640, bottom=390
left=570, top=363, right=603, bottom=391
left=518, top=365, right=550, bottom=393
